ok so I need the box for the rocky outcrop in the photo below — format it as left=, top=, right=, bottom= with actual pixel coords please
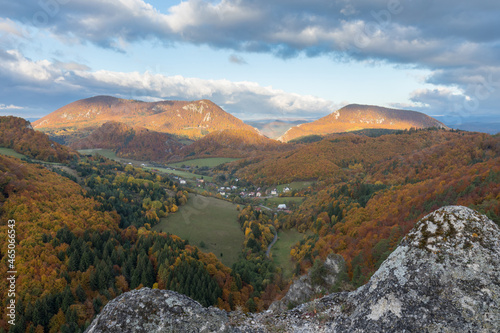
left=269, top=253, right=347, bottom=312
left=86, top=206, right=500, bottom=332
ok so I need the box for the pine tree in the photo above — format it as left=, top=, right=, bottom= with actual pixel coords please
left=68, top=251, right=80, bottom=272
left=76, top=284, right=86, bottom=302
left=61, top=286, right=74, bottom=312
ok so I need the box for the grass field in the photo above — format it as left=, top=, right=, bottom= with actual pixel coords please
left=276, top=181, right=314, bottom=192
left=168, top=157, right=240, bottom=168
left=77, top=149, right=140, bottom=164
left=0, top=147, right=27, bottom=159
left=152, top=194, right=243, bottom=267
left=260, top=196, right=305, bottom=208
left=144, top=166, right=213, bottom=182
left=271, top=229, right=309, bottom=279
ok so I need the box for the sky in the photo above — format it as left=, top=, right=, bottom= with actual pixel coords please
left=0, top=0, right=499, bottom=126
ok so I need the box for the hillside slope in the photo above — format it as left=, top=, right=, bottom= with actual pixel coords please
left=175, top=128, right=291, bottom=160
left=279, top=104, right=447, bottom=142
left=71, top=121, right=183, bottom=161
left=0, top=116, right=77, bottom=162
left=33, top=96, right=258, bottom=141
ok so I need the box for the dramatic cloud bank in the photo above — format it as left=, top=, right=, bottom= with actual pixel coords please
left=1, top=0, right=499, bottom=121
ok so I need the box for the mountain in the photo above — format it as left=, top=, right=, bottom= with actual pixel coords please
left=71, top=121, right=183, bottom=161
left=0, top=116, right=77, bottom=162
left=175, top=128, right=289, bottom=160
left=245, top=119, right=309, bottom=139
left=85, top=206, right=500, bottom=332
left=33, top=96, right=258, bottom=141
left=278, top=104, right=448, bottom=142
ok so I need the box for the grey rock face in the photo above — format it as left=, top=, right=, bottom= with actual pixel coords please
left=86, top=206, right=500, bottom=332
left=269, top=253, right=346, bottom=312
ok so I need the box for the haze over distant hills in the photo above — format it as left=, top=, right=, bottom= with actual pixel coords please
left=244, top=119, right=309, bottom=139
left=33, top=96, right=257, bottom=141
left=278, top=104, right=448, bottom=142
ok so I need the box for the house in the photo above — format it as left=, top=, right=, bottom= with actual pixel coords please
left=271, top=189, right=277, bottom=195
left=256, top=192, right=262, bottom=197
left=283, top=187, right=291, bottom=192
left=249, top=192, right=255, bottom=197
left=179, top=179, right=186, bottom=185
left=197, top=179, right=205, bottom=183
left=231, top=185, right=238, bottom=190
left=278, top=204, right=287, bottom=210
left=240, top=191, right=246, bottom=196
left=220, top=192, right=226, bottom=196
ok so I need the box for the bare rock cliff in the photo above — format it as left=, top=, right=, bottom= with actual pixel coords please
left=86, top=206, right=500, bottom=332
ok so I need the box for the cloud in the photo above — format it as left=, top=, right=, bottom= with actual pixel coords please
left=0, top=104, right=23, bottom=110
left=2, top=0, right=500, bottom=117
left=229, top=54, right=247, bottom=65
left=0, top=49, right=337, bottom=118
left=5, top=0, right=498, bottom=65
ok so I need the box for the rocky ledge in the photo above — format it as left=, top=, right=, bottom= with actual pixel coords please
left=86, top=206, right=500, bottom=332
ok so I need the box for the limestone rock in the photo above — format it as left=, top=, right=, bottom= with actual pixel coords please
left=269, top=253, right=347, bottom=312
left=85, top=206, right=500, bottom=332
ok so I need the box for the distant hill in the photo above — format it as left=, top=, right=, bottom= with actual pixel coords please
left=278, top=104, right=448, bottom=142
left=0, top=116, right=77, bottom=162
left=71, top=121, right=183, bottom=161
left=33, top=96, right=258, bottom=141
left=245, top=119, right=309, bottom=139
left=175, top=128, right=289, bottom=160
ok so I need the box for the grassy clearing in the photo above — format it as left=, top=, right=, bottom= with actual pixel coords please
left=78, top=149, right=140, bottom=165
left=144, top=167, right=213, bottom=182
left=271, top=229, right=308, bottom=279
left=78, top=149, right=141, bottom=165
left=152, top=194, right=243, bottom=267
left=78, top=148, right=118, bottom=160
left=168, top=157, right=240, bottom=168
left=276, top=181, right=314, bottom=192
left=260, top=196, right=305, bottom=208
left=0, top=147, right=27, bottom=159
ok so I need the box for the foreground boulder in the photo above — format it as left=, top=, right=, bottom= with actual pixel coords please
left=86, top=206, right=500, bottom=332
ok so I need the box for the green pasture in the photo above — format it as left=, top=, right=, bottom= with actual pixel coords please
left=152, top=194, right=243, bottom=266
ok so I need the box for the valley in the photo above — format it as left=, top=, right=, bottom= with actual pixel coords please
left=0, top=101, right=499, bottom=333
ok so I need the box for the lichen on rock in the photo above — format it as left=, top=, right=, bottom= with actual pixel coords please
left=86, top=206, right=500, bottom=333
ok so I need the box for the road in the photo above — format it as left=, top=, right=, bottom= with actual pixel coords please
left=266, top=231, right=278, bottom=258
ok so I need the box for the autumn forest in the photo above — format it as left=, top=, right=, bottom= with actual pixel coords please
left=0, top=108, right=499, bottom=333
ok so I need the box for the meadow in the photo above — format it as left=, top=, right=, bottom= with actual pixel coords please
left=276, top=181, right=314, bottom=192
left=261, top=196, right=306, bottom=208
left=0, top=147, right=27, bottom=159
left=168, top=157, right=240, bottom=168
left=152, top=194, right=243, bottom=267
left=144, top=166, right=213, bottom=182
left=270, top=229, right=309, bottom=279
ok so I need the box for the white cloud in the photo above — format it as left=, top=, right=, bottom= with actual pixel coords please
left=0, top=104, right=23, bottom=110
left=0, top=49, right=336, bottom=118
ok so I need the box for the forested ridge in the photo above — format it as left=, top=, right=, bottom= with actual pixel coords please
left=0, top=117, right=77, bottom=163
